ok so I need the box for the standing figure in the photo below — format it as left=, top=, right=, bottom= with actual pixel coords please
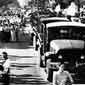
left=2, top=52, right=10, bottom=74
left=53, top=64, right=74, bottom=85
left=1, top=52, right=10, bottom=83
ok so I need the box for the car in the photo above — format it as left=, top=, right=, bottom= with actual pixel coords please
left=39, top=21, right=85, bottom=83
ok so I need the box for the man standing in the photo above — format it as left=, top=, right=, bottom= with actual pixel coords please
left=1, top=51, right=10, bottom=83
left=53, top=64, right=74, bottom=85
left=2, top=52, right=10, bottom=75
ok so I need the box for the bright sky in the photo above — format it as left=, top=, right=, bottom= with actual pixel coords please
left=17, top=0, right=29, bottom=8
left=63, top=2, right=78, bottom=16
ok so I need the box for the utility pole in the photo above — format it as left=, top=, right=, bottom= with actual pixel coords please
left=37, top=0, right=39, bottom=11
left=31, top=0, right=35, bottom=13
left=78, top=0, right=80, bottom=13
left=77, top=0, right=81, bottom=21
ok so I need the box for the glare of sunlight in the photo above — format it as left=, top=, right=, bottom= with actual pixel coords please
left=62, top=2, right=78, bottom=16
left=55, top=4, right=61, bottom=13
left=17, top=0, right=27, bottom=8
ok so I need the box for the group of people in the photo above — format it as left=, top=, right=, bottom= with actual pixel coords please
left=48, top=0, right=79, bottom=17
left=0, top=7, right=30, bottom=42
left=0, top=8, right=23, bottom=30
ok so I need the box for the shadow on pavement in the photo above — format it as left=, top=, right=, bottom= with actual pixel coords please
left=0, top=41, right=33, bottom=49
left=0, top=75, right=10, bottom=85
left=10, top=75, right=49, bottom=85
left=9, top=55, right=34, bottom=58
left=11, top=64, right=36, bottom=68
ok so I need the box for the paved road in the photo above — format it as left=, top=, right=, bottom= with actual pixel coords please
left=0, top=42, right=50, bottom=85
left=0, top=42, right=84, bottom=85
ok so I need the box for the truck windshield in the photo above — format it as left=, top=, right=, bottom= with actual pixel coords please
left=48, top=26, right=85, bottom=40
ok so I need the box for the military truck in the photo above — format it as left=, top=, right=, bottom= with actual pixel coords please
left=39, top=21, right=85, bottom=82
left=37, top=17, right=69, bottom=64
left=32, top=17, right=69, bottom=51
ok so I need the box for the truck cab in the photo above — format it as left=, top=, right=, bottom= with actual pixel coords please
left=32, top=17, right=69, bottom=50
left=40, top=21, right=85, bottom=83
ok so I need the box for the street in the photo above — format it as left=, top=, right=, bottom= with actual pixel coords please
left=0, top=42, right=50, bottom=85
left=0, top=0, right=84, bottom=85
left=0, top=42, right=84, bottom=85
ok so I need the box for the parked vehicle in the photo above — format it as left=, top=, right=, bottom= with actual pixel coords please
left=38, top=17, right=69, bottom=65
left=39, top=21, right=85, bottom=83
left=33, top=17, right=69, bottom=50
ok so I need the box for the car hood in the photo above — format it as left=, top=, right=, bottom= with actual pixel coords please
left=50, top=40, right=85, bottom=53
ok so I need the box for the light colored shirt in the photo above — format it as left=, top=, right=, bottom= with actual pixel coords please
left=53, top=71, right=73, bottom=85
left=3, top=59, right=10, bottom=72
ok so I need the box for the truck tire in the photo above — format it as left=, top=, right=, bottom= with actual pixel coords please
left=46, top=68, right=53, bottom=82
left=40, top=57, right=44, bottom=67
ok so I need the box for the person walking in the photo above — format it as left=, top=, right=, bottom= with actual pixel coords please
left=53, top=64, right=74, bottom=85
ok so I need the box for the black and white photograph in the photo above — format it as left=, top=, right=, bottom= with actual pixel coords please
left=0, top=0, right=85, bottom=85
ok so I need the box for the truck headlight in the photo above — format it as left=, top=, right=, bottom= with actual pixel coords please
left=45, top=52, right=50, bottom=56
left=45, top=52, right=55, bottom=56
left=58, top=55, right=63, bottom=59
left=80, top=55, right=85, bottom=59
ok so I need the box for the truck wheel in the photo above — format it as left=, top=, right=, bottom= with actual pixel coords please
left=46, top=68, right=53, bottom=82
left=40, top=57, right=44, bottom=67
left=38, top=47, right=45, bottom=67
left=35, top=44, right=39, bottom=51
left=40, top=53, right=46, bottom=67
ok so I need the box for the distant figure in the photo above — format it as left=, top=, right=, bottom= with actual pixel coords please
left=53, top=64, right=74, bottom=85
